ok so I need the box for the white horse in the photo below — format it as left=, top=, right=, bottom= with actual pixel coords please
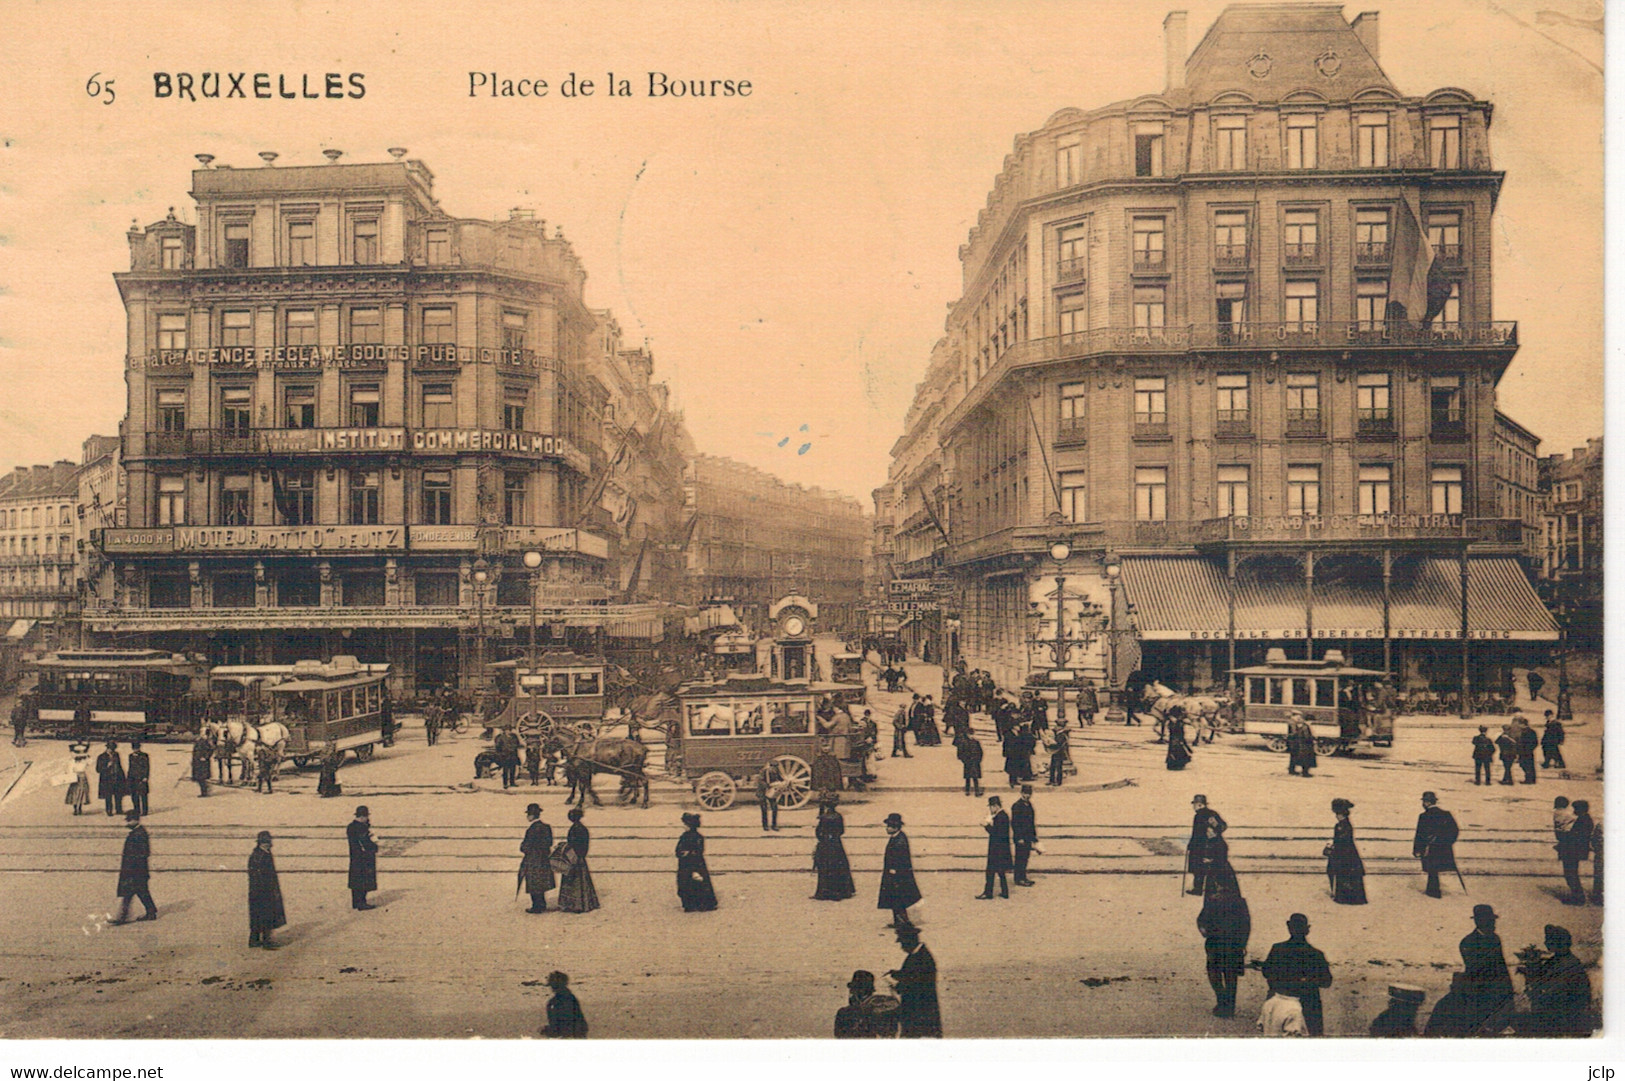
left=1139, top=680, right=1231, bottom=744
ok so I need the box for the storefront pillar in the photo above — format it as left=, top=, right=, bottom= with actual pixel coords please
left=1225, top=549, right=1237, bottom=692
left=1459, top=548, right=1471, bottom=718
left=1303, top=550, right=1315, bottom=661
left=1381, top=548, right=1393, bottom=676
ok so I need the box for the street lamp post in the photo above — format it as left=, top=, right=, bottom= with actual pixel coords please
left=472, top=559, right=489, bottom=693
left=1556, top=599, right=1573, bottom=721
left=523, top=550, right=543, bottom=721
left=1103, top=558, right=1126, bottom=724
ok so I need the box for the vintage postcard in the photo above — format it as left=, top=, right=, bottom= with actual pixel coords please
left=0, top=0, right=1606, bottom=1064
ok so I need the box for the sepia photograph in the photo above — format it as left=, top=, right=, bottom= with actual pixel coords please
left=0, top=0, right=1608, bottom=1060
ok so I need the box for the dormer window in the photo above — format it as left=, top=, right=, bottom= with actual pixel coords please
left=222, top=222, right=250, bottom=268
left=1134, top=123, right=1164, bottom=177
left=1214, top=115, right=1247, bottom=171
left=161, top=236, right=184, bottom=270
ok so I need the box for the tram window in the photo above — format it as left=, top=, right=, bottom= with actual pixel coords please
left=736, top=704, right=765, bottom=735
left=368, top=685, right=381, bottom=712
left=326, top=692, right=339, bottom=721
left=687, top=705, right=732, bottom=737
left=574, top=672, right=600, bottom=696
left=550, top=674, right=571, bottom=696
left=1268, top=678, right=1286, bottom=705
left=1291, top=679, right=1312, bottom=706
left=1316, top=679, right=1336, bottom=707
left=772, top=702, right=811, bottom=735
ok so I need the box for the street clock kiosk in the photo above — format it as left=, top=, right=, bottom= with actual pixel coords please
left=768, top=595, right=817, bottom=681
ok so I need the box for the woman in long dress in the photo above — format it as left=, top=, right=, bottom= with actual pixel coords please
left=1165, top=712, right=1193, bottom=771
left=812, top=796, right=855, bottom=900
left=65, top=745, right=91, bottom=815
left=1326, top=798, right=1367, bottom=904
left=675, top=812, right=717, bottom=912
left=557, top=807, right=600, bottom=913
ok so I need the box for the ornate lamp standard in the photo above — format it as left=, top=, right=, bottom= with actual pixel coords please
left=471, top=558, right=489, bottom=692
left=1028, top=539, right=1102, bottom=727
left=522, top=549, right=543, bottom=720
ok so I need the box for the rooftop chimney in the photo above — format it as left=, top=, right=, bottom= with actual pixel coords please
left=322, top=149, right=343, bottom=164
left=1164, top=10, right=1188, bottom=91
left=194, top=153, right=214, bottom=168
left=509, top=207, right=535, bottom=221
left=258, top=151, right=279, bottom=167
left=1351, top=12, right=1379, bottom=61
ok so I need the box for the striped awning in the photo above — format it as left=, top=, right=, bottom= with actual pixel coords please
left=1120, top=556, right=1557, bottom=642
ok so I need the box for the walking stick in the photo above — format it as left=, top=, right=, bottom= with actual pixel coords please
left=1180, top=848, right=1189, bottom=896
left=1455, top=866, right=1468, bottom=894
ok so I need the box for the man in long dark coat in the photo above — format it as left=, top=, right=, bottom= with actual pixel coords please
left=1011, top=784, right=1037, bottom=885
left=248, top=831, right=286, bottom=948
left=977, top=796, right=1012, bottom=899
left=1540, top=712, right=1566, bottom=769
left=112, top=812, right=155, bottom=924
left=125, top=740, right=150, bottom=817
left=1471, top=725, right=1496, bottom=785
left=494, top=726, right=522, bottom=789
left=888, top=925, right=941, bottom=1037
left=1196, top=879, right=1250, bottom=1018
left=1413, top=791, right=1459, bottom=898
left=1495, top=726, right=1519, bottom=785
left=1459, top=904, right=1514, bottom=1033
left=955, top=730, right=983, bottom=797
left=347, top=805, right=378, bottom=910
left=520, top=803, right=555, bottom=913
left=96, top=741, right=126, bottom=817
left=1513, top=715, right=1539, bottom=784
left=877, top=812, right=921, bottom=927
left=190, top=733, right=213, bottom=797
left=1187, top=795, right=1225, bottom=895
left=1262, top=913, right=1333, bottom=1035
left=1557, top=800, right=1593, bottom=906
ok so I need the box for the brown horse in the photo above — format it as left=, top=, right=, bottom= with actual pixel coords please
left=556, top=729, right=650, bottom=808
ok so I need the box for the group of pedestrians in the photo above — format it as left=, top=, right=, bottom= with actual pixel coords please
left=66, top=741, right=151, bottom=817
left=1474, top=713, right=1560, bottom=786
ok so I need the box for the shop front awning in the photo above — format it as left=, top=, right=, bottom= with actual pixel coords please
left=684, top=605, right=739, bottom=636
left=1119, top=557, right=1558, bottom=642
left=5, top=619, right=33, bottom=640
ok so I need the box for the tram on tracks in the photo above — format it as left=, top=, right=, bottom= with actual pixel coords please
left=266, top=657, right=393, bottom=766
left=1232, top=648, right=1395, bottom=755
left=21, top=649, right=208, bottom=739
left=209, top=659, right=390, bottom=723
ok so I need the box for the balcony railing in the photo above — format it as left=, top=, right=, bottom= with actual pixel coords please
left=1214, top=414, right=1252, bottom=437
left=1355, top=241, right=1391, bottom=264
left=1434, top=243, right=1462, bottom=264
left=1057, top=414, right=1088, bottom=441
left=1131, top=250, right=1166, bottom=271
left=1356, top=412, right=1396, bottom=439
left=1056, top=257, right=1087, bottom=283
left=1284, top=242, right=1320, bottom=265
left=1213, top=244, right=1249, bottom=267
left=945, top=516, right=1528, bottom=564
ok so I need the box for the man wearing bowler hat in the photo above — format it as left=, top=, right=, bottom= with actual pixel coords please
left=519, top=802, right=555, bottom=913
left=347, top=805, right=378, bottom=910
left=888, top=924, right=941, bottom=1038
left=1459, top=904, right=1514, bottom=1032
left=111, top=811, right=156, bottom=924
left=1262, top=913, right=1332, bottom=1035
left=1412, top=791, right=1459, bottom=898
left=877, top=812, right=921, bottom=928
left=1187, top=795, right=1225, bottom=896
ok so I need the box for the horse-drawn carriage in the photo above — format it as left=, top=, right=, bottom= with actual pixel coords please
left=1231, top=649, right=1395, bottom=755
left=22, top=649, right=208, bottom=739
left=665, top=674, right=866, bottom=811
left=708, top=628, right=759, bottom=676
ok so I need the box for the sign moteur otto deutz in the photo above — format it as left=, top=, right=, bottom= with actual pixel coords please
left=0, top=0, right=1603, bottom=1060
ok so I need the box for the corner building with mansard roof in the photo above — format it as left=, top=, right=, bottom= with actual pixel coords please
left=95, top=152, right=685, bottom=693
left=893, top=5, right=1556, bottom=702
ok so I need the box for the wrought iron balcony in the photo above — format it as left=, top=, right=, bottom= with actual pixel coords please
left=1213, top=244, right=1249, bottom=267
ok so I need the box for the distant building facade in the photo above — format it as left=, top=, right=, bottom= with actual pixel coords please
left=1491, top=411, right=1542, bottom=566
left=685, top=455, right=867, bottom=634
left=1540, top=437, right=1602, bottom=649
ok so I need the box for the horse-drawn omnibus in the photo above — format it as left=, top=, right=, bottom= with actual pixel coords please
left=827, top=652, right=868, bottom=707
left=666, top=674, right=866, bottom=811
left=488, top=652, right=606, bottom=724
left=708, top=629, right=759, bottom=676
left=22, top=649, right=208, bottom=739
left=267, top=658, right=392, bottom=766
left=1231, top=648, right=1395, bottom=755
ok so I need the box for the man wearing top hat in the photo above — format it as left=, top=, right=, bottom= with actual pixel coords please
left=347, top=805, right=378, bottom=910
left=519, top=803, right=555, bottom=913
left=1011, top=784, right=1038, bottom=886
left=1412, top=791, right=1459, bottom=898
left=95, top=741, right=126, bottom=817
left=888, top=925, right=941, bottom=1038
left=111, top=811, right=155, bottom=924
left=125, top=740, right=150, bottom=817
left=877, top=812, right=921, bottom=928
left=1187, top=795, right=1225, bottom=896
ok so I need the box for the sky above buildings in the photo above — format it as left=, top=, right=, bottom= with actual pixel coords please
left=0, top=0, right=1604, bottom=502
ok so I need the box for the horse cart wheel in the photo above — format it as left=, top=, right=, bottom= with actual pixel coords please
left=354, top=744, right=376, bottom=762
left=291, top=756, right=311, bottom=769
left=695, top=771, right=737, bottom=810
left=1264, top=736, right=1288, bottom=753
left=769, top=755, right=813, bottom=809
